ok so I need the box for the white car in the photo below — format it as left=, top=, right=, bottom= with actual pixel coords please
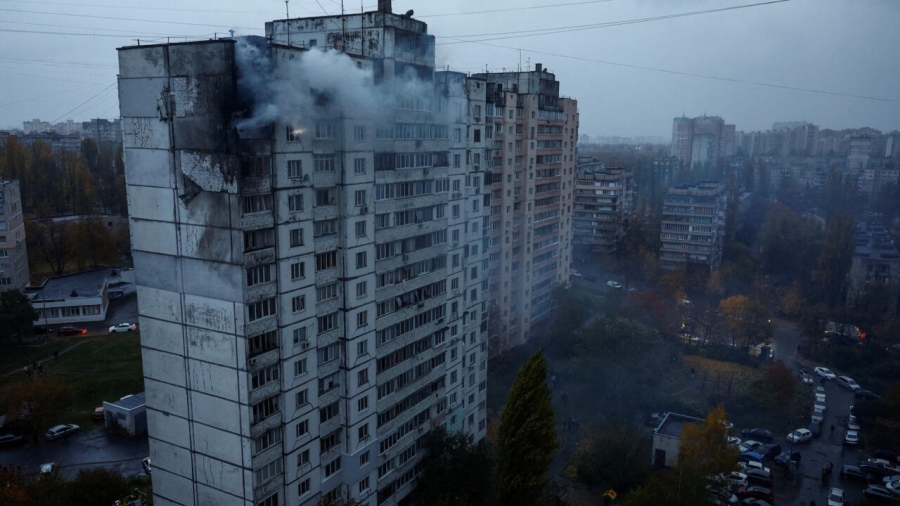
left=815, top=402, right=827, bottom=413
left=728, top=436, right=742, bottom=447
left=815, top=367, right=836, bottom=380
left=738, top=460, right=771, bottom=475
left=606, top=280, right=622, bottom=289
left=787, top=428, right=813, bottom=444
left=837, top=376, right=861, bottom=392
left=739, top=440, right=762, bottom=453
left=816, top=393, right=826, bottom=404
left=885, top=478, right=900, bottom=494
left=109, top=322, right=137, bottom=333
left=844, top=430, right=860, bottom=445
left=828, top=487, right=844, bottom=506
left=848, top=420, right=861, bottom=431
left=811, top=409, right=824, bottom=424
left=570, top=270, right=583, bottom=278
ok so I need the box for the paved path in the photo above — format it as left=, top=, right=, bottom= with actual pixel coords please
left=1, top=337, right=97, bottom=379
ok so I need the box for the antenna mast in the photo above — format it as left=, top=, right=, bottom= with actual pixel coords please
left=285, top=0, right=289, bottom=18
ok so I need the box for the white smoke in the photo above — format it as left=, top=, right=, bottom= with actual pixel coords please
left=234, top=38, right=434, bottom=131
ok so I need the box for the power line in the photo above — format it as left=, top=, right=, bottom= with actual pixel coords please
left=0, top=56, right=117, bottom=69
left=0, top=18, right=174, bottom=38
left=0, top=68, right=109, bottom=85
left=50, top=82, right=117, bottom=123
left=438, top=0, right=789, bottom=43
left=0, top=28, right=235, bottom=39
left=0, top=0, right=265, bottom=14
left=0, top=6, right=259, bottom=30
left=0, top=84, right=100, bottom=109
left=418, top=0, right=620, bottom=18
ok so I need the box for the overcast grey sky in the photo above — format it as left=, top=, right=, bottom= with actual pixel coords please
left=1, top=0, right=898, bottom=138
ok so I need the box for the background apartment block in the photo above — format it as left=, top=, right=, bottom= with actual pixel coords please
left=118, top=4, right=487, bottom=506
left=670, top=115, right=735, bottom=169
left=846, top=220, right=900, bottom=315
left=0, top=180, right=29, bottom=291
left=572, top=161, right=634, bottom=254
left=474, top=64, right=578, bottom=353
left=659, top=181, right=726, bottom=270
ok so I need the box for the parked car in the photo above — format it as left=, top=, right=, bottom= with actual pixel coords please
left=570, top=270, right=583, bottom=278
left=45, top=423, right=79, bottom=441
left=837, top=376, right=861, bottom=392
left=812, top=409, right=825, bottom=424
left=739, top=451, right=765, bottom=464
left=740, top=428, right=775, bottom=443
left=848, top=420, right=861, bottom=431
left=757, top=444, right=782, bottom=462
left=739, top=440, right=763, bottom=453
left=884, top=478, right=900, bottom=494
left=0, top=433, right=25, bottom=447
left=57, top=326, right=87, bottom=336
left=606, top=280, right=622, bottom=289
left=739, top=461, right=771, bottom=476
left=815, top=367, right=837, bottom=380
left=737, top=486, right=774, bottom=503
left=740, top=500, right=772, bottom=506
left=774, top=450, right=802, bottom=468
left=92, top=406, right=105, bottom=421
left=841, top=464, right=876, bottom=483
left=809, top=420, right=822, bottom=438
left=142, top=457, right=151, bottom=475
left=816, top=392, right=827, bottom=404
left=799, top=371, right=814, bottom=385
left=860, top=460, right=900, bottom=478
left=787, top=428, right=813, bottom=444
left=109, top=322, right=137, bottom=333
left=828, top=487, right=845, bottom=506
left=874, top=449, right=899, bottom=464
left=38, top=463, right=56, bottom=480
left=725, top=471, right=749, bottom=489
left=857, top=389, right=882, bottom=400
left=815, top=401, right=827, bottom=413
left=862, top=485, right=900, bottom=503
left=744, top=469, right=773, bottom=488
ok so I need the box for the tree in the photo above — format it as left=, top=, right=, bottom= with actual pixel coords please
left=1, top=376, right=75, bottom=438
left=757, top=204, right=822, bottom=279
left=574, top=424, right=648, bottom=492
left=0, top=289, right=39, bottom=344
left=64, top=468, right=130, bottom=506
left=410, top=426, right=491, bottom=506
left=494, top=350, right=558, bottom=506
left=813, top=212, right=855, bottom=308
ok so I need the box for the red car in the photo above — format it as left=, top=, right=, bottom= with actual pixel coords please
left=92, top=407, right=105, bottom=421
left=737, top=485, right=774, bottom=503
left=58, top=326, right=87, bottom=336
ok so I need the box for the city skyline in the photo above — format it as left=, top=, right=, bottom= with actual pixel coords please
left=1, top=0, right=899, bottom=138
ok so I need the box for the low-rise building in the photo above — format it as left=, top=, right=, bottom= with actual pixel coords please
left=25, top=267, right=134, bottom=326
left=651, top=412, right=703, bottom=467
left=103, top=392, right=147, bottom=436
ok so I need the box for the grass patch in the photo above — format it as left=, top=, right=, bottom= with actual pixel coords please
left=0, top=334, right=144, bottom=429
left=0, top=336, right=86, bottom=376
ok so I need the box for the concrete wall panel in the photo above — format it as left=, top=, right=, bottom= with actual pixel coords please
left=190, top=391, right=241, bottom=433
left=182, top=258, right=242, bottom=302
left=143, top=348, right=187, bottom=388
left=186, top=327, right=237, bottom=368
left=194, top=455, right=246, bottom=498
left=178, top=151, right=239, bottom=194
left=184, top=293, right=236, bottom=333
left=123, top=148, right=174, bottom=188
left=195, top=484, right=244, bottom=506
left=136, top=286, right=183, bottom=323
left=131, top=220, right=178, bottom=256
left=119, top=77, right=169, bottom=117
left=147, top=408, right=191, bottom=448
left=167, top=42, right=234, bottom=76
left=152, top=438, right=195, bottom=481
left=122, top=116, right=171, bottom=149
left=145, top=378, right=189, bottom=418
left=191, top=421, right=244, bottom=463
left=139, top=316, right=184, bottom=355
left=118, top=46, right=167, bottom=78
left=178, top=224, right=236, bottom=263
left=188, top=360, right=238, bottom=400
left=150, top=469, right=196, bottom=506
left=129, top=185, right=176, bottom=222
left=132, top=251, right=183, bottom=293
left=176, top=191, right=239, bottom=229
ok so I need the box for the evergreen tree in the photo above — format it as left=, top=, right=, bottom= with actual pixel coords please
left=494, top=350, right=558, bottom=506
left=410, top=426, right=491, bottom=506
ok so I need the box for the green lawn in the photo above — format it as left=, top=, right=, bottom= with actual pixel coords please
left=1, top=333, right=145, bottom=428
left=0, top=336, right=86, bottom=376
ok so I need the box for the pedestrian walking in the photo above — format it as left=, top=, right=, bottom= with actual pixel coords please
left=23, top=365, right=29, bottom=376
left=37, top=361, right=43, bottom=374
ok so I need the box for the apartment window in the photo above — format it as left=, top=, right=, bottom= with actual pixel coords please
left=355, top=221, right=367, bottom=238
left=357, top=340, right=368, bottom=356
left=290, top=261, right=305, bottom=280
left=293, top=327, right=307, bottom=345
left=318, top=312, right=338, bottom=334
left=242, top=194, right=273, bottom=214
left=296, top=420, right=309, bottom=439
left=294, top=358, right=307, bottom=376
left=290, top=228, right=304, bottom=247
left=243, top=157, right=272, bottom=177
left=357, top=310, right=368, bottom=328
left=453, top=154, right=461, bottom=168
left=315, top=121, right=335, bottom=138
left=358, top=423, right=369, bottom=441
left=452, top=204, right=460, bottom=219
left=357, top=368, right=369, bottom=386
left=243, top=228, right=275, bottom=251
left=356, top=281, right=367, bottom=298
left=320, top=401, right=340, bottom=423
left=251, top=365, right=279, bottom=390
left=313, top=154, right=335, bottom=172
left=318, top=342, right=340, bottom=364
left=295, top=389, right=308, bottom=407
left=288, top=193, right=304, bottom=212
left=287, top=125, right=302, bottom=142
left=323, top=458, right=341, bottom=478
left=258, top=493, right=278, bottom=506
left=291, top=295, right=306, bottom=313
left=321, top=429, right=341, bottom=453
left=315, top=188, right=336, bottom=206
left=354, top=157, right=366, bottom=174
left=254, top=458, right=283, bottom=485
left=252, top=427, right=282, bottom=454
left=355, top=251, right=367, bottom=269
left=360, top=451, right=370, bottom=467
left=298, top=479, right=310, bottom=497
left=248, top=298, right=276, bottom=322
left=316, top=251, right=337, bottom=271
left=252, top=397, right=280, bottom=425
left=249, top=330, right=278, bottom=357
left=353, top=125, right=366, bottom=142
left=358, top=476, right=370, bottom=494
left=288, top=159, right=303, bottom=178
left=354, top=189, right=367, bottom=207
left=246, top=263, right=273, bottom=287
left=357, top=396, right=368, bottom=412
left=314, top=219, right=337, bottom=237
left=317, top=283, right=338, bottom=302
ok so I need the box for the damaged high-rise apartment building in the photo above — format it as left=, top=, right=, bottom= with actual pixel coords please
left=117, top=2, right=576, bottom=505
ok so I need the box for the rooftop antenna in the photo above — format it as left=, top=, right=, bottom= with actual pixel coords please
left=228, top=29, right=235, bottom=38
left=285, top=0, right=289, bottom=18
left=518, top=49, right=521, bottom=71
